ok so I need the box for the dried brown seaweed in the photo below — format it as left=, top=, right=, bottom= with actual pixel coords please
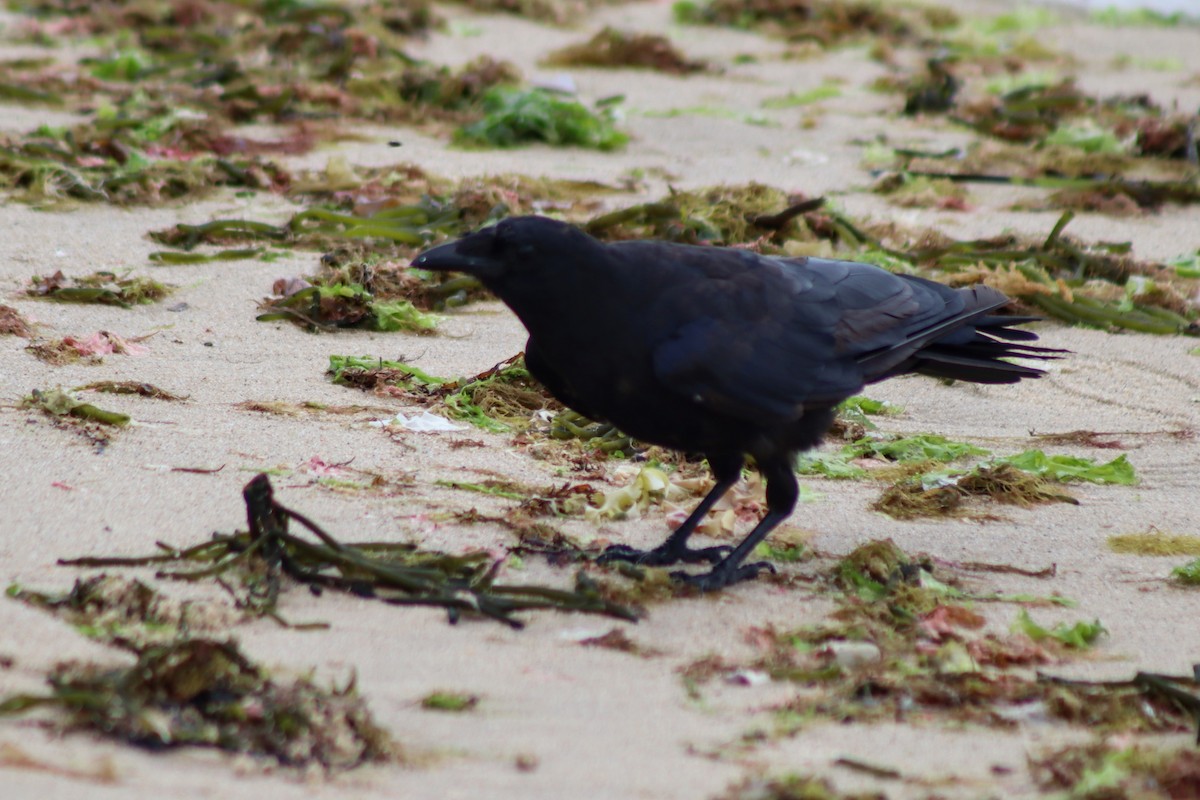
left=543, top=28, right=709, bottom=74
left=0, top=638, right=394, bottom=769
left=58, top=474, right=636, bottom=629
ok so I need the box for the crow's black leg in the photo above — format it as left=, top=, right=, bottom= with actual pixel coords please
left=675, top=455, right=799, bottom=591
left=598, top=453, right=743, bottom=567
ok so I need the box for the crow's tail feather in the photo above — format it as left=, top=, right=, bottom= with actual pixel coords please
left=913, top=316, right=1066, bottom=384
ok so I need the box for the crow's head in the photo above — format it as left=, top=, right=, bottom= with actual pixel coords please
left=412, top=215, right=596, bottom=286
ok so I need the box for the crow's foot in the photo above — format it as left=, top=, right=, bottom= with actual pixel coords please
left=598, top=543, right=731, bottom=567
left=671, top=560, right=776, bottom=592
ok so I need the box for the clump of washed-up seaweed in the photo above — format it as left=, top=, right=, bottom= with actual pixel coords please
left=796, top=433, right=989, bottom=480
left=396, top=56, right=524, bottom=121
left=21, top=387, right=130, bottom=448
left=0, top=304, right=34, bottom=337
left=584, top=184, right=825, bottom=248
left=327, top=352, right=651, bottom=460
left=152, top=198, right=463, bottom=253
left=8, top=574, right=234, bottom=645
left=872, top=171, right=972, bottom=211
left=874, top=144, right=1200, bottom=215
left=0, top=635, right=394, bottom=769
left=257, top=280, right=441, bottom=334
left=0, top=2, right=544, bottom=208
left=327, top=306, right=1134, bottom=522
left=679, top=539, right=1200, bottom=741
left=1031, top=738, right=1200, bottom=798
left=915, top=213, right=1198, bottom=334
left=23, top=386, right=130, bottom=427
left=549, top=411, right=637, bottom=456
left=3, top=0, right=446, bottom=123
left=146, top=172, right=618, bottom=265
left=421, top=691, right=480, bottom=712
left=954, top=79, right=1195, bottom=160
left=25, top=331, right=149, bottom=365
left=328, top=351, right=646, bottom=457
left=795, top=427, right=1136, bottom=519
left=1108, top=530, right=1200, bottom=557
left=447, top=0, right=635, bottom=26
left=872, top=463, right=1075, bottom=519
left=26, top=270, right=172, bottom=307
left=542, top=27, right=710, bottom=74
left=329, top=353, right=562, bottom=432
left=673, top=0, right=959, bottom=48
left=878, top=69, right=1200, bottom=216
left=53, top=474, right=635, bottom=629
left=454, top=88, right=629, bottom=150
left=713, top=773, right=890, bottom=800
left=1174, top=558, right=1200, bottom=586
left=0, top=108, right=293, bottom=206
left=1090, top=6, right=1197, bottom=26
left=151, top=200, right=463, bottom=332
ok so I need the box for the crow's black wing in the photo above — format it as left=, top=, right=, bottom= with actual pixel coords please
left=648, top=254, right=1011, bottom=423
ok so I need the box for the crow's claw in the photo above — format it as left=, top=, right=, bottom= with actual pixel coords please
left=671, top=560, right=776, bottom=592
left=596, top=544, right=643, bottom=564
left=597, top=543, right=732, bottom=567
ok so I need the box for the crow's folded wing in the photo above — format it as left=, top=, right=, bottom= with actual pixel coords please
left=650, top=256, right=1003, bottom=424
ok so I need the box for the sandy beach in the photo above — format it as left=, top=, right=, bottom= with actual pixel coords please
left=3, top=1, right=1200, bottom=797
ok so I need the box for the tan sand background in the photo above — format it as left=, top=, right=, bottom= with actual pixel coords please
left=2, top=1, right=1200, bottom=797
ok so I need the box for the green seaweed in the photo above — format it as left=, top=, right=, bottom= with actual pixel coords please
left=760, top=84, right=842, bottom=108
left=454, top=88, right=628, bottom=150
left=420, top=691, right=479, bottom=712
left=797, top=433, right=987, bottom=479
left=1032, top=739, right=1198, bottom=798
left=23, top=387, right=130, bottom=427
left=149, top=198, right=466, bottom=264
left=1013, top=609, right=1106, bottom=649
left=257, top=284, right=440, bottom=334
left=1172, top=558, right=1200, bottom=586
left=1090, top=7, right=1195, bottom=27
left=1043, top=121, right=1131, bottom=155
left=442, top=356, right=559, bottom=432
left=832, top=395, right=900, bottom=435
left=328, top=353, right=561, bottom=433
left=993, top=450, right=1137, bottom=485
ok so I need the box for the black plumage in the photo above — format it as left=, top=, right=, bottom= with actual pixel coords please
left=414, top=215, right=1062, bottom=590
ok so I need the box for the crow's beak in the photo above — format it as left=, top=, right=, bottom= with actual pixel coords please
left=412, top=236, right=504, bottom=280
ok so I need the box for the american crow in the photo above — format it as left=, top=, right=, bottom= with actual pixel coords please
left=414, top=216, right=1061, bottom=591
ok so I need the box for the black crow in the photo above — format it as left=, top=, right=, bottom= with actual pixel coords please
left=414, top=216, right=1061, bottom=591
